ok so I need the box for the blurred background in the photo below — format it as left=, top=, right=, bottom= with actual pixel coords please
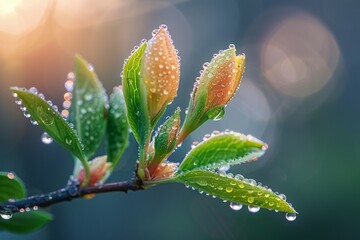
left=0, top=0, right=359, bottom=239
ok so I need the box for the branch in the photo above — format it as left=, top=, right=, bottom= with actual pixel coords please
left=0, top=177, right=143, bottom=214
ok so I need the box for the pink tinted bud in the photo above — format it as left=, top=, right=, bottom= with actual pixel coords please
left=198, top=48, right=245, bottom=110
left=78, top=156, right=111, bottom=186
left=141, top=25, right=180, bottom=121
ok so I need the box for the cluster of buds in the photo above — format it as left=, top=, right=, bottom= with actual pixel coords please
left=122, top=25, right=245, bottom=182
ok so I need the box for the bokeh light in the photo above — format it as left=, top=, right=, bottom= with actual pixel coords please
left=261, top=10, right=340, bottom=98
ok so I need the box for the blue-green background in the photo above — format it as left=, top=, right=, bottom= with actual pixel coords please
left=0, top=0, right=359, bottom=239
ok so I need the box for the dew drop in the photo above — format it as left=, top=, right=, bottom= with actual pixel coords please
left=41, top=132, right=53, bottom=144
left=88, top=63, right=94, bottom=71
left=247, top=197, right=255, bottom=204
left=30, top=119, right=38, bottom=125
left=248, top=205, right=260, bottom=213
left=84, top=93, right=93, bottom=101
left=23, top=111, right=31, bottom=118
left=219, top=164, right=230, bottom=172
left=0, top=211, right=12, bottom=220
left=65, top=137, right=72, bottom=145
left=230, top=202, right=243, bottom=211
left=14, top=98, right=22, bottom=105
left=229, top=44, right=235, bottom=49
left=160, top=24, right=168, bottom=30
left=37, top=106, right=54, bottom=125
left=207, top=107, right=225, bottom=121
left=286, top=213, right=296, bottom=221
left=29, top=87, right=38, bottom=94
left=278, top=193, right=286, bottom=201
left=225, top=186, right=233, bottom=193
left=234, top=174, right=244, bottom=181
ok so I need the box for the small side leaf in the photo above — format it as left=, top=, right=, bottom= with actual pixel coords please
left=106, top=86, right=129, bottom=167
left=0, top=211, right=53, bottom=234
left=178, top=131, right=266, bottom=172
left=175, top=170, right=296, bottom=213
left=122, top=42, right=151, bottom=147
left=69, top=54, right=107, bottom=160
left=11, top=88, right=86, bottom=163
left=153, top=108, right=180, bottom=163
left=0, top=172, right=26, bottom=202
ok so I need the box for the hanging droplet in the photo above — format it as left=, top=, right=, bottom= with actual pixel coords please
left=248, top=205, right=260, bottom=213
left=285, top=213, right=296, bottom=221
left=29, top=87, right=38, bottom=94
left=230, top=202, right=243, bottom=211
left=0, top=209, right=13, bottom=220
left=41, top=132, right=53, bottom=144
left=219, top=164, right=230, bottom=172
left=278, top=193, right=286, bottom=201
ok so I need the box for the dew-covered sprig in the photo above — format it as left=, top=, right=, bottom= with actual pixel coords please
left=2, top=24, right=297, bottom=234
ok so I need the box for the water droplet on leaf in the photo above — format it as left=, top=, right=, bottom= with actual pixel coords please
left=41, top=132, right=53, bottom=144
left=207, top=107, right=225, bottom=121
left=230, top=202, right=243, bottom=211
left=286, top=213, right=296, bottom=221
left=248, top=205, right=260, bottom=213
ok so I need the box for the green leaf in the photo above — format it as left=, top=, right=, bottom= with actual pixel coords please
left=175, top=170, right=296, bottom=213
left=11, top=88, right=86, bottom=163
left=106, top=86, right=129, bottom=167
left=178, top=131, right=266, bottom=173
left=153, top=107, right=180, bottom=163
left=0, top=172, right=52, bottom=233
left=122, top=42, right=151, bottom=148
left=0, top=172, right=26, bottom=202
left=0, top=211, right=53, bottom=234
left=69, top=54, right=107, bottom=160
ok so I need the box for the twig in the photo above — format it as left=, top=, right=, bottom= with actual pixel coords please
left=0, top=177, right=142, bottom=214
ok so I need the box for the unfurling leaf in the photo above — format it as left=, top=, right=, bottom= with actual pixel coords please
left=178, top=131, right=266, bottom=173
left=122, top=42, right=151, bottom=148
left=106, top=86, right=129, bottom=167
left=175, top=170, right=296, bottom=214
left=150, top=108, right=180, bottom=169
left=11, top=88, right=86, bottom=164
left=69, top=54, right=107, bottom=160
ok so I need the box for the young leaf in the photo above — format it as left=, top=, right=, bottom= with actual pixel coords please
left=0, top=172, right=26, bottom=202
left=11, top=88, right=86, bottom=163
left=152, top=108, right=180, bottom=165
left=0, top=211, right=53, bottom=234
left=106, top=86, right=129, bottom=167
left=122, top=42, right=151, bottom=148
left=69, top=54, right=107, bottom=160
left=178, top=131, right=266, bottom=172
left=175, top=170, right=296, bottom=213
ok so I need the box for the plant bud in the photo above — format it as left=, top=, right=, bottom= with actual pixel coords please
left=179, top=47, right=245, bottom=141
left=141, top=25, right=180, bottom=124
left=78, top=156, right=111, bottom=186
